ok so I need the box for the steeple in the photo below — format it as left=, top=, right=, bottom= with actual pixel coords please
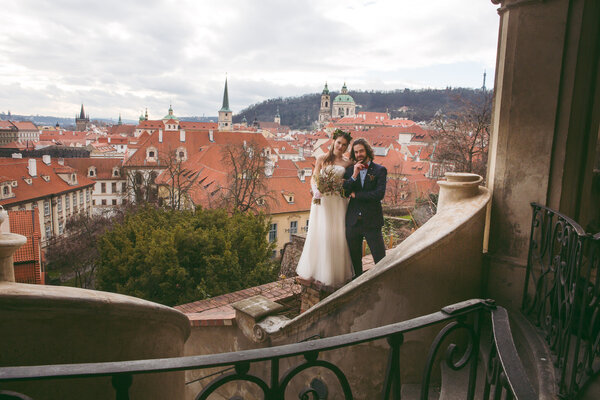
left=118, top=114, right=122, bottom=125
left=218, top=77, right=233, bottom=131
left=79, top=104, right=86, bottom=119
left=145, top=108, right=148, bottom=120
left=341, top=82, right=348, bottom=94
left=220, top=78, right=231, bottom=112
left=322, top=82, right=330, bottom=95
left=482, top=70, right=487, bottom=92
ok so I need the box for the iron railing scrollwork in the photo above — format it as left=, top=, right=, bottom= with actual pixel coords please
left=522, top=203, right=600, bottom=398
left=0, top=299, right=535, bottom=399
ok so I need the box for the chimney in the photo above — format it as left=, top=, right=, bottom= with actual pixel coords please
left=159, top=129, right=163, bottom=143
left=11, top=153, right=22, bottom=158
left=209, top=130, right=214, bottom=142
left=58, top=158, right=64, bottom=166
left=42, top=155, right=51, bottom=165
left=28, top=159, right=37, bottom=177
left=180, top=129, right=185, bottom=142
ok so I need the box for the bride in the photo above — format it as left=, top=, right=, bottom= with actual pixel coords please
left=296, top=129, right=354, bottom=287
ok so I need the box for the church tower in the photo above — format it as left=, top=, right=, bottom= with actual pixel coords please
left=274, top=107, right=281, bottom=125
left=75, top=104, right=90, bottom=131
left=318, top=82, right=331, bottom=126
left=218, top=78, right=233, bottom=131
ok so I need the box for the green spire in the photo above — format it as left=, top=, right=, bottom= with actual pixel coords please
left=322, top=82, right=329, bottom=95
left=118, top=113, right=122, bottom=125
left=220, top=78, right=231, bottom=112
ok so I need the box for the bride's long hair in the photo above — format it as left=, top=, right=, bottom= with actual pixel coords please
left=324, top=129, right=352, bottom=165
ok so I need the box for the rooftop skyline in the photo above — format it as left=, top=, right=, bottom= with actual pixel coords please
left=1, top=0, right=500, bottom=120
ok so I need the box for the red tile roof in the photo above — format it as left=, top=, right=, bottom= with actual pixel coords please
left=8, top=209, right=44, bottom=284
left=0, top=158, right=95, bottom=206
left=64, top=158, right=123, bottom=180
left=123, top=129, right=270, bottom=168
left=107, top=124, right=136, bottom=136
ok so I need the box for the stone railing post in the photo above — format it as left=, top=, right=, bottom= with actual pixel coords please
left=0, top=208, right=27, bottom=282
left=437, top=172, right=483, bottom=213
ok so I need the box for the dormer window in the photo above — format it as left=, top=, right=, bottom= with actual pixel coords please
left=176, top=147, right=187, bottom=161
left=71, top=173, right=77, bottom=183
left=256, top=198, right=265, bottom=206
left=23, top=177, right=32, bottom=185
left=112, top=168, right=120, bottom=177
left=2, top=186, right=8, bottom=196
left=146, top=147, right=158, bottom=161
left=88, top=167, right=96, bottom=177
left=41, top=175, right=50, bottom=182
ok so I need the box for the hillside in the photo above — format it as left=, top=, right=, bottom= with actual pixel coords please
left=234, top=87, right=487, bottom=130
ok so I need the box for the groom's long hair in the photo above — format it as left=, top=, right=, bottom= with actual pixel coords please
left=350, top=138, right=375, bottom=162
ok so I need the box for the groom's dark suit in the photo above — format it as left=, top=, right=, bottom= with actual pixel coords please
left=343, top=161, right=387, bottom=277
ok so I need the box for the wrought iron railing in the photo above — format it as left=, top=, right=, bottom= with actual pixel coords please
left=522, top=203, right=600, bottom=398
left=0, top=298, right=535, bottom=400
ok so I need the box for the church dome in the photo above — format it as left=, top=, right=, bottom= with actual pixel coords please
left=334, top=93, right=355, bottom=103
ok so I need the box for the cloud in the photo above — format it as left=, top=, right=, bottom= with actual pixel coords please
left=0, top=0, right=500, bottom=119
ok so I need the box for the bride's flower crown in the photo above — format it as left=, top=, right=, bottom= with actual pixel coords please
left=332, top=129, right=352, bottom=143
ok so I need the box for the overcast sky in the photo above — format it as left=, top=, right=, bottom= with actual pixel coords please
left=0, top=0, right=500, bottom=120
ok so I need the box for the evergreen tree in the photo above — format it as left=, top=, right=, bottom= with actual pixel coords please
left=96, top=206, right=277, bottom=306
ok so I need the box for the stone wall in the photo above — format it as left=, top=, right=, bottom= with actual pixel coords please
left=279, top=233, right=305, bottom=278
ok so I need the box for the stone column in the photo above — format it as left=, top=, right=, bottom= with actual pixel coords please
left=484, top=0, right=599, bottom=309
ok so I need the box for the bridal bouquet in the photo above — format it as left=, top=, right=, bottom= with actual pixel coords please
left=312, top=167, right=344, bottom=205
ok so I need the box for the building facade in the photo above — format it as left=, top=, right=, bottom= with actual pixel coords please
left=0, top=156, right=94, bottom=247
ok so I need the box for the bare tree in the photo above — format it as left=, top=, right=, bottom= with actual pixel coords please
left=385, top=164, right=408, bottom=207
left=432, top=90, right=492, bottom=177
left=218, top=141, right=274, bottom=212
left=158, top=149, right=201, bottom=210
left=123, top=168, right=159, bottom=205
left=45, top=211, right=114, bottom=288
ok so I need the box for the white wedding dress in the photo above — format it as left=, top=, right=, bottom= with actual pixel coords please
left=296, top=165, right=353, bottom=287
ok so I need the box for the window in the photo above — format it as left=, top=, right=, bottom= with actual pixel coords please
left=268, top=223, right=277, bottom=243
left=58, top=222, right=64, bottom=235
left=289, top=221, right=298, bottom=241
left=2, top=186, right=8, bottom=196
left=179, top=151, right=184, bottom=158
left=149, top=151, right=155, bottom=157
left=112, top=199, right=117, bottom=205
left=101, top=183, right=106, bottom=193
left=79, top=192, right=84, bottom=205
left=92, top=200, right=96, bottom=205
left=111, top=182, right=117, bottom=193
left=57, top=197, right=62, bottom=213
left=122, top=198, right=127, bottom=205
left=88, top=168, right=95, bottom=177
left=113, top=168, right=120, bottom=177
left=45, top=225, right=51, bottom=239
left=86, top=190, right=90, bottom=202
left=72, top=193, right=77, bottom=208
left=101, top=199, right=107, bottom=206
left=65, top=195, right=70, bottom=210
left=44, top=200, right=50, bottom=216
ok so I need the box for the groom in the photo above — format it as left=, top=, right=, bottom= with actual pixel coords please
left=343, top=138, right=387, bottom=279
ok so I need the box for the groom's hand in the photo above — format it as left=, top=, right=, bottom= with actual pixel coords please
left=352, top=162, right=367, bottom=179
left=350, top=192, right=356, bottom=198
